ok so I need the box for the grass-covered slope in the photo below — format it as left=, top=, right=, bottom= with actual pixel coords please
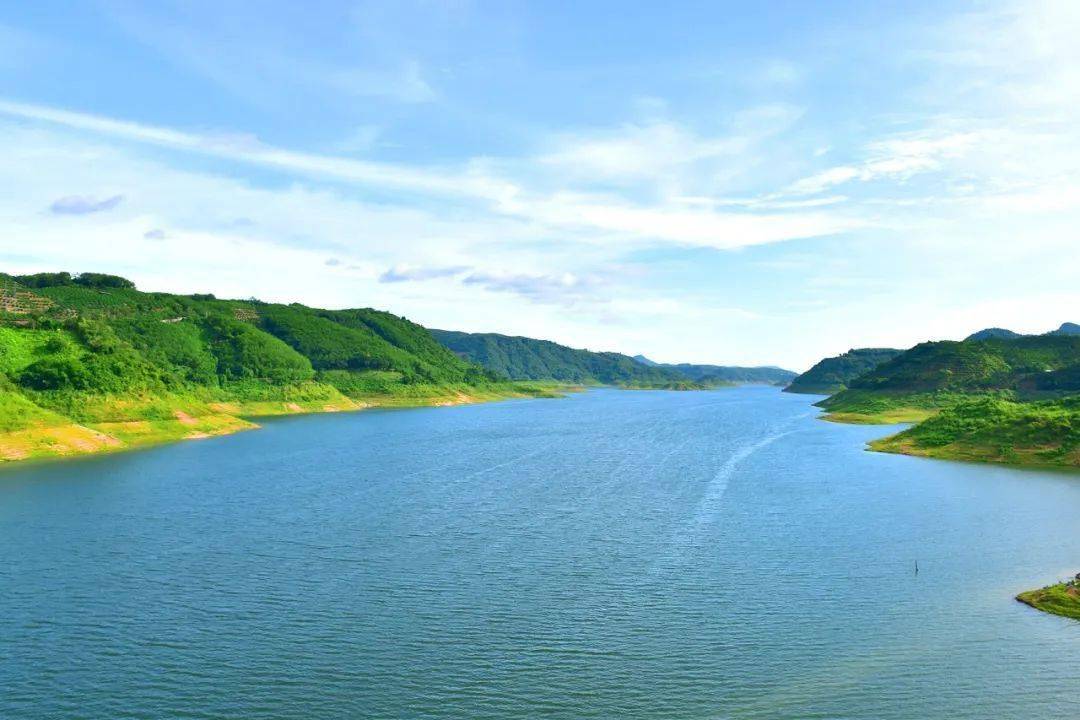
left=430, top=329, right=701, bottom=387
left=785, top=348, right=903, bottom=395
left=869, top=396, right=1080, bottom=467
left=0, top=272, right=556, bottom=463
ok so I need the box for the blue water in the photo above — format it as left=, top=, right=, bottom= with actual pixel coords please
left=1, top=387, right=1079, bottom=719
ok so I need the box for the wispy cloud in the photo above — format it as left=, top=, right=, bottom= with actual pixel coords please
left=536, top=105, right=803, bottom=190
left=379, top=265, right=470, bottom=283
left=0, top=99, right=854, bottom=251
left=786, top=131, right=984, bottom=195
left=49, top=194, right=123, bottom=215
left=0, top=99, right=506, bottom=200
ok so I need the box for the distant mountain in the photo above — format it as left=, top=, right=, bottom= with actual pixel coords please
left=966, top=327, right=1022, bottom=341
left=633, top=354, right=795, bottom=385
left=1049, top=322, right=1080, bottom=336
left=784, top=348, right=903, bottom=395
left=659, top=363, right=796, bottom=386
left=431, top=330, right=695, bottom=387
left=963, top=322, right=1079, bottom=341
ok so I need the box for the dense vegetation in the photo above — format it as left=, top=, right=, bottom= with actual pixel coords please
left=785, top=348, right=902, bottom=394
left=0, top=272, right=555, bottom=462
left=431, top=330, right=702, bottom=387
left=870, top=396, right=1080, bottom=465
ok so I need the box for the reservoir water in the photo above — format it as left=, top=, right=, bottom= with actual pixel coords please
left=1, top=386, right=1078, bottom=718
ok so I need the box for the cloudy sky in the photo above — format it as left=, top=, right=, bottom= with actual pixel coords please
left=1, top=1, right=1078, bottom=370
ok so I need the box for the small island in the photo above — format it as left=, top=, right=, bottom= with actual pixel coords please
left=1016, top=574, right=1080, bottom=621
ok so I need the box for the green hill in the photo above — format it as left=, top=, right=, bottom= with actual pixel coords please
left=836, top=335, right=1080, bottom=395
left=965, top=327, right=1021, bottom=341
left=431, top=330, right=700, bottom=387
left=0, top=272, right=556, bottom=463
left=784, top=348, right=903, bottom=395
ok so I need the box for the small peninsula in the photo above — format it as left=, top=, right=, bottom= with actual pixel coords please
left=1017, top=575, right=1080, bottom=621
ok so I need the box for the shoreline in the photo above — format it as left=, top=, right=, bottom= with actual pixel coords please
left=0, top=383, right=579, bottom=468
left=0, top=382, right=759, bottom=469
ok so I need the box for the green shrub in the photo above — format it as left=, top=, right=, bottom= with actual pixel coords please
left=18, top=356, right=91, bottom=390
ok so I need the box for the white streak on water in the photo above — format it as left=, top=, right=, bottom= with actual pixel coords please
left=659, top=418, right=808, bottom=572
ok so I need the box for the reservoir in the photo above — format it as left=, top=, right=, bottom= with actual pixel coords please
left=2, top=386, right=1078, bottom=718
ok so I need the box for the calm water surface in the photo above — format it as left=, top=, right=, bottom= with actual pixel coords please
left=2, top=387, right=1079, bottom=719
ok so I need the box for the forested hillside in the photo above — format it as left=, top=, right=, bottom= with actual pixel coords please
left=0, top=272, right=552, bottom=462
left=431, top=330, right=696, bottom=387
left=837, top=335, right=1080, bottom=395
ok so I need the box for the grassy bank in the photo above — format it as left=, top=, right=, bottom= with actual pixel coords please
left=816, top=389, right=954, bottom=424
left=867, top=397, right=1080, bottom=469
left=1017, top=578, right=1080, bottom=620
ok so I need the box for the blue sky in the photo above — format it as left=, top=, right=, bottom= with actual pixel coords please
left=1, top=1, right=1078, bottom=370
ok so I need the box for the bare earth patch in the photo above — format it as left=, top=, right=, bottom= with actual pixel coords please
left=0, top=424, right=124, bottom=462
